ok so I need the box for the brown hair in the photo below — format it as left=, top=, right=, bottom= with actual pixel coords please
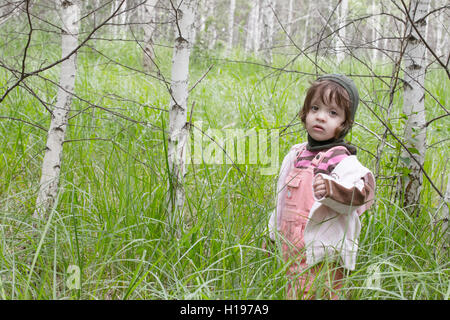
left=299, top=80, right=353, bottom=139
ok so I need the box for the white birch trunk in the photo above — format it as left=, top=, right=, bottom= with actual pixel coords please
left=371, top=0, right=381, bottom=62
left=400, top=0, right=430, bottom=212
left=435, top=11, right=443, bottom=58
left=198, top=0, right=207, bottom=34
left=111, top=0, right=119, bottom=37
left=336, top=0, right=348, bottom=64
left=34, top=0, right=80, bottom=219
left=119, top=0, right=128, bottom=36
left=142, top=0, right=159, bottom=71
left=91, top=0, right=100, bottom=48
left=245, top=3, right=257, bottom=53
left=226, top=0, right=236, bottom=56
left=205, top=0, right=216, bottom=50
left=167, top=0, right=196, bottom=229
left=423, top=0, right=431, bottom=64
left=111, top=0, right=127, bottom=37
left=434, top=0, right=448, bottom=59
left=253, top=0, right=261, bottom=55
left=284, top=0, right=293, bottom=46
left=302, top=2, right=312, bottom=51
left=261, top=0, right=274, bottom=64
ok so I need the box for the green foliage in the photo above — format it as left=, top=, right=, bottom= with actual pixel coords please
left=0, top=37, right=448, bottom=300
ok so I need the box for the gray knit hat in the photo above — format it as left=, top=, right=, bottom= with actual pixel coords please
left=317, top=74, right=359, bottom=123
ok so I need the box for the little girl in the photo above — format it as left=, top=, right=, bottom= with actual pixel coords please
left=268, top=74, right=375, bottom=299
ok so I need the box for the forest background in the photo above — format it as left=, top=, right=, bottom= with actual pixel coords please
left=0, top=0, right=449, bottom=300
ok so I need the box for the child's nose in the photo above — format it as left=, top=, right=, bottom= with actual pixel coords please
left=315, top=110, right=326, bottom=121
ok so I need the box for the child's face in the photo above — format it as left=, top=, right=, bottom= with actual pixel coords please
left=305, top=89, right=346, bottom=141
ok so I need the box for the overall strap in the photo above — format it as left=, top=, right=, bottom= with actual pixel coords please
left=292, top=143, right=307, bottom=159
left=310, top=145, right=350, bottom=167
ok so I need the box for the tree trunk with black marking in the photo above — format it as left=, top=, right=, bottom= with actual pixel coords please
left=167, top=0, right=196, bottom=233
left=34, top=0, right=80, bottom=219
left=400, top=0, right=430, bottom=214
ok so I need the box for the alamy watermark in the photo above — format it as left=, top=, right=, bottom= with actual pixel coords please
left=365, top=263, right=381, bottom=290
left=66, top=264, right=80, bottom=290
left=186, top=121, right=279, bottom=175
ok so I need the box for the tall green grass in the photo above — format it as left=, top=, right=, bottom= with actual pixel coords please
left=0, top=38, right=448, bottom=299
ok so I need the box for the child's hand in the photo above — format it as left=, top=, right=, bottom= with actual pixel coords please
left=313, top=175, right=327, bottom=199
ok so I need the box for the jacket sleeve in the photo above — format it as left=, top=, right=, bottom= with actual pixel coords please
left=314, top=169, right=375, bottom=215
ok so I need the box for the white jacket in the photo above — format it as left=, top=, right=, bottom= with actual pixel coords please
left=268, top=143, right=375, bottom=270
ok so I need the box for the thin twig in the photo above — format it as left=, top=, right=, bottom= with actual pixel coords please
left=189, top=65, right=214, bottom=93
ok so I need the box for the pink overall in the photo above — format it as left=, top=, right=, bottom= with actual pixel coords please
left=280, top=146, right=344, bottom=300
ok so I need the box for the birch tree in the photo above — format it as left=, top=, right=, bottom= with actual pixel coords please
left=167, top=0, right=196, bottom=231
left=142, top=0, right=159, bottom=71
left=34, top=0, right=80, bottom=219
left=244, top=2, right=255, bottom=53
left=399, top=0, right=430, bottom=213
left=434, top=0, right=449, bottom=59
left=226, top=0, right=236, bottom=56
left=111, top=0, right=127, bottom=37
left=284, top=0, right=293, bottom=46
left=371, top=0, right=381, bottom=62
left=301, top=1, right=312, bottom=51
left=245, top=0, right=260, bottom=54
left=205, top=0, right=217, bottom=50
left=336, top=0, right=349, bottom=64
left=261, top=0, right=274, bottom=64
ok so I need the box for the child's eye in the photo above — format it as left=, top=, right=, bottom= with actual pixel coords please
left=311, top=105, right=319, bottom=111
left=329, top=110, right=338, bottom=116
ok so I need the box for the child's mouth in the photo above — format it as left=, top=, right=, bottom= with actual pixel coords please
left=312, top=125, right=324, bottom=132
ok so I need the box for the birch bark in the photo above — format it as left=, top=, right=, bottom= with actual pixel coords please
left=371, top=0, right=381, bottom=62
left=142, top=0, right=159, bottom=71
left=226, top=0, right=236, bottom=56
left=252, top=0, right=261, bottom=54
left=118, top=0, right=128, bottom=36
left=435, top=10, right=443, bottom=58
left=198, top=0, right=207, bottom=34
left=434, top=0, right=448, bottom=59
left=111, top=0, right=127, bottom=37
left=302, top=1, right=312, bottom=51
left=336, top=0, right=348, bottom=64
left=400, top=0, right=430, bottom=212
left=285, top=0, right=293, bottom=46
left=200, top=0, right=217, bottom=50
left=205, top=0, right=217, bottom=50
left=167, top=0, right=196, bottom=230
left=261, top=0, right=274, bottom=64
left=111, top=0, right=119, bottom=37
left=245, top=2, right=257, bottom=53
left=34, top=0, right=80, bottom=219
